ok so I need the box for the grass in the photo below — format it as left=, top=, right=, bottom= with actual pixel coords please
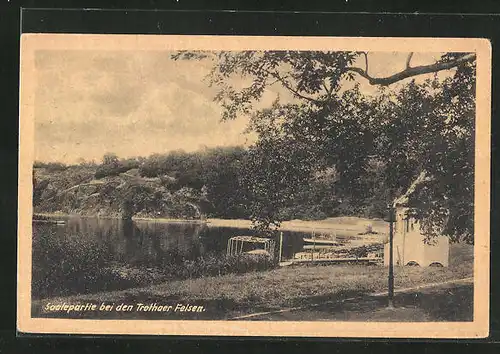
left=32, top=243, right=473, bottom=320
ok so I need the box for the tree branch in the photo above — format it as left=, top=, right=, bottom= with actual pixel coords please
left=406, top=52, right=414, bottom=69
left=322, top=81, right=334, bottom=100
left=347, top=53, right=476, bottom=86
left=393, top=170, right=433, bottom=208
left=361, top=51, right=369, bottom=73
left=265, top=70, right=324, bottom=104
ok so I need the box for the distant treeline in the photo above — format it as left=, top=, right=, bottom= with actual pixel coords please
left=33, top=146, right=391, bottom=221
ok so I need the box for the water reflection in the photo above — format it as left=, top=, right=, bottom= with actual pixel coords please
left=33, top=216, right=308, bottom=265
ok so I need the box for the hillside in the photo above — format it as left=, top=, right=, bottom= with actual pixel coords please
left=33, top=165, right=205, bottom=219
left=32, top=146, right=392, bottom=223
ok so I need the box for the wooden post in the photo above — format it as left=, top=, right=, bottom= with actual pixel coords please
left=388, top=206, right=395, bottom=309
left=313, top=238, right=316, bottom=261
left=279, top=232, right=284, bottom=263
left=402, top=216, right=406, bottom=266
left=311, top=231, right=315, bottom=261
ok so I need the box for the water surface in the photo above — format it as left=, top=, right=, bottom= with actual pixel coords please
left=33, top=216, right=313, bottom=266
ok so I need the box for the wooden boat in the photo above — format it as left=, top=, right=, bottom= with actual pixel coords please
left=302, top=244, right=341, bottom=250
left=245, top=249, right=272, bottom=256
left=32, top=219, right=66, bottom=225
left=303, top=238, right=338, bottom=245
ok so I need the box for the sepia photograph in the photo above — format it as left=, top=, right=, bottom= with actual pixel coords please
left=17, top=34, right=490, bottom=338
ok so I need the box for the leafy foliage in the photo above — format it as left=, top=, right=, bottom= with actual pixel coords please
left=32, top=228, right=126, bottom=299
left=33, top=147, right=251, bottom=220
left=173, top=50, right=476, bottom=243
left=95, top=154, right=141, bottom=179
left=33, top=51, right=476, bottom=242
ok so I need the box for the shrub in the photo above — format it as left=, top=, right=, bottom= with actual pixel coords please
left=276, top=205, right=327, bottom=221
left=34, top=161, right=68, bottom=172
left=132, top=250, right=276, bottom=280
left=31, top=229, right=138, bottom=299
left=94, top=164, right=129, bottom=179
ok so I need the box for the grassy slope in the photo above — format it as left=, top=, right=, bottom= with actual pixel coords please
left=32, top=243, right=472, bottom=319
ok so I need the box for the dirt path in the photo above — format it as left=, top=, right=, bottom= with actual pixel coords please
left=230, top=277, right=473, bottom=321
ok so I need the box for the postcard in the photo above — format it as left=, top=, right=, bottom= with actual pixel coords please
left=17, top=34, right=491, bottom=338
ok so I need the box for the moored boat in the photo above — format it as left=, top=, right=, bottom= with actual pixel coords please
left=303, top=238, right=338, bottom=245
left=32, top=219, right=66, bottom=225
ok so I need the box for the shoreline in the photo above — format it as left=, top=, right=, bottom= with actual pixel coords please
left=31, top=242, right=473, bottom=320
left=34, top=213, right=389, bottom=235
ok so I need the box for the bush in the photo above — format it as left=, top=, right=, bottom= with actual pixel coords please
left=94, top=164, right=129, bottom=179
left=34, top=161, right=68, bottom=172
left=132, top=250, right=276, bottom=279
left=189, top=253, right=275, bottom=277
left=94, top=157, right=141, bottom=179
left=276, top=205, right=327, bottom=221
left=32, top=229, right=138, bottom=299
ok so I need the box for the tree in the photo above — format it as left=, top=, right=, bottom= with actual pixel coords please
left=102, top=152, right=119, bottom=166
left=173, top=50, right=476, bottom=243
left=172, top=51, right=475, bottom=113
left=240, top=107, right=317, bottom=234
left=200, top=146, right=250, bottom=219
left=347, top=52, right=475, bottom=86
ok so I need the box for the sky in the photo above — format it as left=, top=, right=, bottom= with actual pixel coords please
left=34, top=50, right=449, bottom=164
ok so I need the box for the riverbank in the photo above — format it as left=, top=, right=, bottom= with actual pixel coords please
left=36, top=212, right=389, bottom=235
left=32, top=243, right=472, bottom=321
left=208, top=217, right=388, bottom=233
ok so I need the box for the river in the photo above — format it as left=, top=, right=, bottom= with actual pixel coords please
left=32, top=216, right=316, bottom=266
